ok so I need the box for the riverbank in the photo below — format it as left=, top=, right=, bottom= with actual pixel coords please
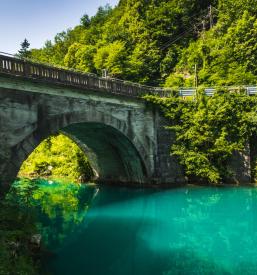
left=13, top=176, right=257, bottom=191
left=93, top=180, right=257, bottom=190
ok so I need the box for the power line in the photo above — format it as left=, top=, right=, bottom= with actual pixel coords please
left=160, top=20, right=204, bottom=50
left=160, top=8, right=209, bottom=50
left=160, top=6, right=219, bottom=51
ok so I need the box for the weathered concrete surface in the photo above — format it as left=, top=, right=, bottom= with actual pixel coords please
left=0, top=75, right=186, bottom=191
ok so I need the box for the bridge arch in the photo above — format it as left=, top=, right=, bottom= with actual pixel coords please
left=1, top=109, right=149, bottom=191
left=62, top=122, right=147, bottom=184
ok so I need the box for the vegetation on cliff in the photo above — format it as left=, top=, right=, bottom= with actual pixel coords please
left=145, top=90, right=257, bottom=184
left=169, top=1, right=257, bottom=87
left=27, top=0, right=215, bottom=86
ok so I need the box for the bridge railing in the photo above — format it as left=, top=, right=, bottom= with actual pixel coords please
left=1, top=54, right=257, bottom=99
left=0, top=54, right=163, bottom=97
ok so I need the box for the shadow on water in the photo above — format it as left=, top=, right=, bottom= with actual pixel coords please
left=42, top=186, right=225, bottom=274
left=44, top=215, right=232, bottom=275
left=91, top=185, right=160, bottom=208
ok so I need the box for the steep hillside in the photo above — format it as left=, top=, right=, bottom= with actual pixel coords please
left=28, top=0, right=257, bottom=87
left=29, top=0, right=215, bottom=86
left=168, top=0, right=257, bottom=87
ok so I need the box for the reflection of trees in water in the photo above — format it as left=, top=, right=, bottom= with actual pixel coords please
left=163, top=249, right=229, bottom=275
left=11, top=179, right=97, bottom=248
left=0, top=197, right=38, bottom=274
left=164, top=187, right=257, bottom=274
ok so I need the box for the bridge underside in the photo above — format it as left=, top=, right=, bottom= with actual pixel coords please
left=62, top=123, right=147, bottom=184
left=0, top=124, right=147, bottom=194
left=0, top=86, right=155, bottom=194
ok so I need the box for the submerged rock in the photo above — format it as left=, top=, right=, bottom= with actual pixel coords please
left=30, top=234, right=41, bottom=248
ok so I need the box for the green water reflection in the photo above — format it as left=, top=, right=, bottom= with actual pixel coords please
left=11, top=179, right=97, bottom=250
left=14, top=180, right=257, bottom=274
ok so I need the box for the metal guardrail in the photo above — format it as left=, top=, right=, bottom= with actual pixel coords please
left=1, top=54, right=257, bottom=98
left=179, top=87, right=257, bottom=97
left=179, top=89, right=196, bottom=97
left=246, top=86, right=257, bottom=95
left=204, top=88, right=215, bottom=96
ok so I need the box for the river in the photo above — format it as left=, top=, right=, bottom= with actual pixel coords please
left=14, top=179, right=257, bottom=274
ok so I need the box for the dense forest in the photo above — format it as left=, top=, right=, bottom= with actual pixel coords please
left=24, top=0, right=257, bottom=88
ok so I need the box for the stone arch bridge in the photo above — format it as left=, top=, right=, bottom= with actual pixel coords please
left=0, top=54, right=250, bottom=192
left=0, top=54, right=186, bottom=191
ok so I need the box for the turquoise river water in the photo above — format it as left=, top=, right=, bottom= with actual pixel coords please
left=18, top=180, right=257, bottom=274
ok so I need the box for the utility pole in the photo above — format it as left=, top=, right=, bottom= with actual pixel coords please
left=202, top=19, right=206, bottom=39
left=194, top=64, right=198, bottom=88
left=209, top=5, right=213, bottom=29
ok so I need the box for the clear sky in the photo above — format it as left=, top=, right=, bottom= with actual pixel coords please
left=0, top=0, right=119, bottom=54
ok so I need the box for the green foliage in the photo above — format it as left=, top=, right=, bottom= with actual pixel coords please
left=19, top=134, right=94, bottom=183
left=64, top=43, right=96, bottom=72
left=145, top=92, right=257, bottom=184
left=19, top=0, right=257, bottom=87
left=167, top=2, right=257, bottom=87
left=9, top=179, right=97, bottom=248
left=18, top=38, right=31, bottom=59
left=0, top=177, right=97, bottom=275
left=0, top=181, right=39, bottom=275
left=94, top=40, right=127, bottom=76
left=80, top=14, right=91, bottom=28
left=28, top=0, right=215, bottom=85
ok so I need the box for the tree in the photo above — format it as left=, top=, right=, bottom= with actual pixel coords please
left=94, top=41, right=127, bottom=77
left=64, top=43, right=96, bottom=72
left=80, top=14, right=91, bottom=28
left=18, top=38, right=31, bottom=58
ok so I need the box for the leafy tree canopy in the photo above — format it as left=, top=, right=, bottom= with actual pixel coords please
left=28, top=0, right=218, bottom=85
left=23, top=0, right=257, bottom=87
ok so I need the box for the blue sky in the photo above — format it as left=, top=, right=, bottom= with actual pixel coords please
left=0, top=0, right=119, bottom=54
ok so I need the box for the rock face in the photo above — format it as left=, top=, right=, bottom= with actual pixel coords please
left=0, top=74, right=186, bottom=191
